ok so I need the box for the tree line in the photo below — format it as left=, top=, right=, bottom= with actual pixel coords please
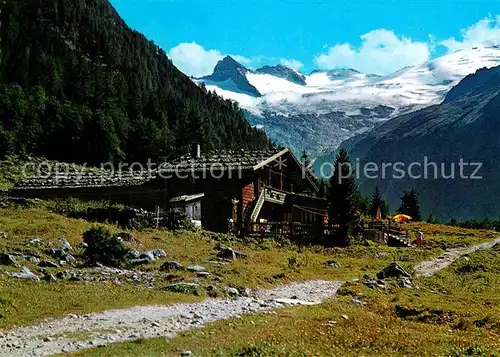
left=0, top=0, right=269, bottom=165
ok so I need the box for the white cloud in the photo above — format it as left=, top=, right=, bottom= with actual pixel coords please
left=441, top=15, right=500, bottom=52
left=314, top=29, right=431, bottom=75
left=279, top=58, right=304, bottom=70
left=168, top=42, right=250, bottom=77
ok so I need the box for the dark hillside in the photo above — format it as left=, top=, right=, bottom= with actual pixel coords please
left=0, top=0, right=268, bottom=164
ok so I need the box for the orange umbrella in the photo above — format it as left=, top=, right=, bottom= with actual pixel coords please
left=392, top=214, right=412, bottom=222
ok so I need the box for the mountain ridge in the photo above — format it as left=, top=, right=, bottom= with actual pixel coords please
left=345, top=65, right=500, bottom=220
left=196, top=46, right=500, bottom=161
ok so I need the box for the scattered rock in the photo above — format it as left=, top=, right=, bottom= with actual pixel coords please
left=350, top=299, right=366, bottom=306
left=130, top=258, right=152, bottom=266
left=114, top=232, right=136, bottom=243
left=47, top=248, right=64, bottom=259
left=160, top=261, right=184, bottom=271
left=25, top=238, right=43, bottom=246
left=377, top=263, right=411, bottom=280
left=61, top=253, right=77, bottom=265
left=42, top=337, right=52, bottom=342
left=56, top=271, right=69, bottom=279
left=8, top=266, right=39, bottom=281
left=139, top=251, right=156, bottom=262
left=126, top=249, right=141, bottom=259
left=217, top=247, right=247, bottom=261
left=29, top=256, right=41, bottom=264
left=151, top=249, right=167, bottom=259
left=326, top=260, right=341, bottom=268
left=397, top=276, right=414, bottom=289
left=205, top=285, right=219, bottom=298
left=0, top=253, right=20, bottom=267
left=43, top=274, right=57, bottom=283
left=187, top=265, right=206, bottom=273
left=163, top=283, right=200, bottom=295
left=226, top=287, right=239, bottom=297
left=341, top=314, right=349, bottom=320
left=238, top=287, right=252, bottom=297
left=38, top=260, right=60, bottom=269
left=59, top=237, right=73, bottom=251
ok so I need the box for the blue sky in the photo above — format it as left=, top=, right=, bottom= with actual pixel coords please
left=110, top=0, right=500, bottom=76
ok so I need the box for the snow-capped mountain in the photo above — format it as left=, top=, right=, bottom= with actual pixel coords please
left=256, top=65, right=307, bottom=85
left=196, top=46, right=500, bottom=160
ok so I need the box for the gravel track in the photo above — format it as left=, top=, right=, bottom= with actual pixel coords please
left=0, top=280, right=342, bottom=356
left=413, top=237, right=500, bottom=277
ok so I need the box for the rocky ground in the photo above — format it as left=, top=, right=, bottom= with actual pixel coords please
left=1, top=238, right=498, bottom=357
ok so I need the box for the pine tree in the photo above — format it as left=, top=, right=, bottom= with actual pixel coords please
left=398, top=188, right=421, bottom=221
left=328, top=149, right=359, bottom=246
left=369, top=186, right=389, bottom=219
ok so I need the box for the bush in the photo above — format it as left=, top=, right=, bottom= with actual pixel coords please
left=82, top=227, right=128, bottom=267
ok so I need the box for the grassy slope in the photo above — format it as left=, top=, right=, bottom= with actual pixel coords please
left=68, top=244, right=500, bottom=357
left=0, top=204, right=500, bottom=356
left=0, top=206, right=497, bottom=355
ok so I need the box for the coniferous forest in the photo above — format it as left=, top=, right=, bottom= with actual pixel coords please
left=0, top=0, right=269, bottom=165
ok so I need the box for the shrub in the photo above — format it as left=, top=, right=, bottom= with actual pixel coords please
left=82, top=227, right=128, bottom=267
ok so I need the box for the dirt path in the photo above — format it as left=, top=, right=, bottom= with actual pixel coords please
left=0, top=280, right=342, bottom=357
left=413, top=237, right=500, bottom=277
left=1, top=237, right=498, bottom=356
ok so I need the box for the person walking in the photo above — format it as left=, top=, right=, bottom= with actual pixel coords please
left=416, top=230, right=424, bottom=248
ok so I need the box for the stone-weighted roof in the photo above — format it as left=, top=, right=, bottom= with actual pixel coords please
left=159, top=149, right=283, bottom=173
left=11, top=149, right=285, bottom=190
left=12, top=170, right=153, bottom=190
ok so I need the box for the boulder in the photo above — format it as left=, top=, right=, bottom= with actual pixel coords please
left=377, top=263, right=411, bottom=280
left=38, top=260, right=60, bottom=269
left=217, top=247, right=236, bottom=260
left=0, top=232, right=7, bottom=239
left=160, top=261, right=184, bottom=271
left=0, top=253, right=20, bottom=267
left=217, top=247, right=247, bottom=261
